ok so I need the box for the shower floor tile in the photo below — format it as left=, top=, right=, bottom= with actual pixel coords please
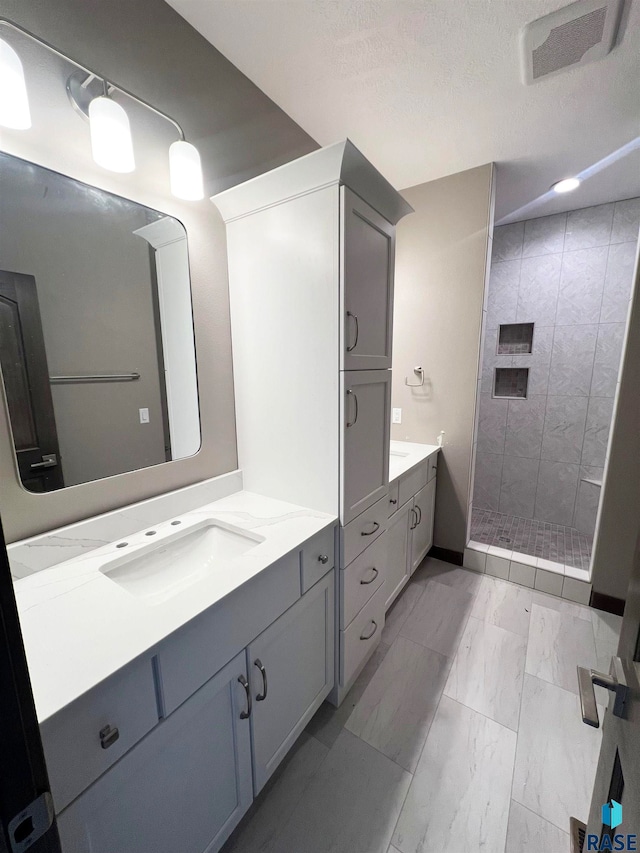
left=470, top=508, right=592, bottom=571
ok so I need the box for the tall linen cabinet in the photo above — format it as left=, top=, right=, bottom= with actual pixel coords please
left=212, top=141, right=412, bottom=704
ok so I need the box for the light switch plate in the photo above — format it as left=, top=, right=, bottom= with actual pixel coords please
left=392, top=408, right=402, bottom=424
left=139, top=408, right=150, bottom=424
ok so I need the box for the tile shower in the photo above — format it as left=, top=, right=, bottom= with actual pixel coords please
left=472, top=198, right=640, bottom=572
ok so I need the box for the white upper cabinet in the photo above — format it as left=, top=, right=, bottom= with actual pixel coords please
left=341, top=187, right=395, bottom=371
left=341, top=370, right=391, bottom=524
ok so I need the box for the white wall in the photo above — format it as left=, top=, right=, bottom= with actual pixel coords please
left=391, top=164, right=495, bottom=555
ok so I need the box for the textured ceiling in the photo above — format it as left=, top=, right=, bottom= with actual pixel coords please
left=166, top=0, right=640, bottom=222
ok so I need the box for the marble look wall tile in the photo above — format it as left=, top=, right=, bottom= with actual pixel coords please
left=346, top=636, right=450, bottom=772
left=274, top=730, right=411, bottom=853
left=473, top=451, right=503, bottom=511
left=306, top=643, right=389, bottom=749
left=534, top=460, right=579, bottom=526
left=477, top=394, right=508, bottom=454
left=548, top=324, right=597, bottom=397
left=525, top=604, right=597, bottom=694
left=499, top=455, right=539, bottom=518
left=492, top=222, right=524, bottom=260
left=600, top=241, right=636, bottom=323
left=564, top=202, right=614, bottom=251
left=522, top=213, right=566, bottom=258
left=573, top=477, right=601, bottom=537
left=224, top=733, right=328, bottom=853
left=471, top=575, right=533, bottom=637
left=400, top=579, right=474, bottom=657
left=591, top=323, right=625, bottom=397
left=504, top=395, right=546, bottom=458
left=512, top=326, right=554, bottom=395
left=487, top=259, right=521, bottom=329
left=505, top=801, right=569, bottom=853
left=381, top=582, right=424, bottom=645
left=443, top=616, right=526, bottom=730
left=481, top=329, right=512, bottom=393
left=582, top=396, right=614, bottom=467
left=516, top=254, right=562, bottom=326
left=392, top=696, right=516, bottom=853
left=611, top=197, right=640, bottom=244
left=556, top=246, right=608, bottom=325
left=540, top=396, right=588, bottom=464
left=512, top=675, right=601, bottom=831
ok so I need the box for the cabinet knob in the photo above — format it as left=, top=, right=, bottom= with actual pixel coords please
left=389, top=498, right=397, bottom=505
left=318, top=554, right=329, bottom=564
left=99, top=724, right=120, bottom=750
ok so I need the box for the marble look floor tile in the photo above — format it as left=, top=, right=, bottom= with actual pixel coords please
left=413, top=558, right=483, bottom=595
left=273, top=730, right=411, bottom=853
left=399, top=579, right=474, bottom=657
left=471, top=575, right=533, bottom=637
left=525, top=604, right=597, bottom=694
left=381, top=582, right=424, bottom=644
left=512, top=675, right=602, bottom=831
left=444, top=616, right=526, bottom=730
left=223, top=733, right=328, bottom=853
left=591, top=608, right=622, bottom=706
left=346, top=636, right=450, bottom=772
left=306, top=642, right=389, bottom=748
left=531, top=590, right=591, bottom=621
left=505, top=801, right=569, bottom=853
left=392, top=696, right=516, bottom=853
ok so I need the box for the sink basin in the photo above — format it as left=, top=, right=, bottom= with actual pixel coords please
left=99, top=519, right=263, bottom=605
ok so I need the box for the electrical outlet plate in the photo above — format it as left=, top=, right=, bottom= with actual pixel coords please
left=392, top=408, right=402, bottom=424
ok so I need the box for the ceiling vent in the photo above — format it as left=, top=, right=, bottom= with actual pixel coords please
left=521, top=0, right=623, bottom=84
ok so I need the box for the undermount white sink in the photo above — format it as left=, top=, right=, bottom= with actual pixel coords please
left=390, top=449, right=410, bottom=457
left=99, top=519, right=263, bottom=605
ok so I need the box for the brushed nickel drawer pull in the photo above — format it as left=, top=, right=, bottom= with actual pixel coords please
left=360, top=620, right=378, bottom=641
left=361, top=521, right=380, bottom=537
left=99, top=725, right=119, bottom=750
left=360, top=567, right=379, bottom=585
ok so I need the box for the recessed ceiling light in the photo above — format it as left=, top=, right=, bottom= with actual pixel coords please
left=552, top=177, right=581, bottom=194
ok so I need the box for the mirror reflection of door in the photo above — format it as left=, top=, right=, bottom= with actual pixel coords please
left=0, top=270, right=64, bottom=491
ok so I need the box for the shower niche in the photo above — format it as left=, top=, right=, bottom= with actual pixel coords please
left=497, top=322, right=534, bottom=354
left=493, top=367, right=529, bottom=399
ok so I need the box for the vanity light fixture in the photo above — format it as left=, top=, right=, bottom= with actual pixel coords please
left=0, top=36, right=31, bottom=129
left=0, top=19, right=205, bottom=197
left=551, top=177, right=581, bottom=193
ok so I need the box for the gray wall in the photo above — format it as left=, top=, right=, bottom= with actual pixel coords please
left=392, top=164, right=495, bottom=555
left=0, top=0, right=317, bottom=541
left=474, top=199, right=640, bottom=535
left=0, top=157, right=168, bottom=486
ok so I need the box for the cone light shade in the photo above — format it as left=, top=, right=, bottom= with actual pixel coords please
left=0, top=38, right=31, bottom=129
left=169, top=139, right=204, bottom=200
left=89, top=95, right=135, bottom=173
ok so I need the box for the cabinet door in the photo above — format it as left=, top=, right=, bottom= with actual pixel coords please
left=248, top=572, right=334, bottom=793
left=57, top=652, right=253, bottom=853
left=411, top=478, right=436, bottom=574
left=340, top=187, right=395, bottom=371
left=341, top=369, right=391, bottom=524
left=385, top=499, right=412, bottom=610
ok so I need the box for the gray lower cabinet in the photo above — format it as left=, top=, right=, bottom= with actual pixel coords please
left=385, top=499, right=412, bottom=609
left=411, top=478, right=436, bottom=574
left=57, top=651, right=253, bottom=853
left=248, top=571, right=334, bottom=793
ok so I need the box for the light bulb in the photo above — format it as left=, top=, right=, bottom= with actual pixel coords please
left=89, top=95, right=135, bottom=173
left=552, top=177, right=580, bottom=194
left=169, top=140, right=204, bottom=200
left=0, top=38, right=31, bottom=129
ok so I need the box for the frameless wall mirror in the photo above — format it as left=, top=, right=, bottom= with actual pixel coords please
left=0, top=151, right=201, bottom=492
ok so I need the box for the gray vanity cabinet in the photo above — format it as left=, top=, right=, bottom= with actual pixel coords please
left=385, top=499, right=413, bottom=609
left=410, top=478, right=436, bottom=574
left=57, top=651, right=253, bottom=853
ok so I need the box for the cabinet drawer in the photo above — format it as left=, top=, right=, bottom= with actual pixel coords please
left=301, top=524, right=336, bottom=593
left=341, top=582, right=386, bottom=688
left=398, top=461, right=428, bottom=508
left=341, top=533, right=387, bottom=628
left=341, top=495, right=387, bottom=567
left=427, top=452, right=438, bottom=482
left=158, top=552, right=300, bottom=716
left=388, top=480, right=400, bottom=517
left=41, top=655, right=159, bottom=813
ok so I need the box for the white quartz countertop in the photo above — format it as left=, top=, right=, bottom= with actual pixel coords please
left=13, top=490, right=336, bottom=724
left=389, top=440, right=440, bottom=483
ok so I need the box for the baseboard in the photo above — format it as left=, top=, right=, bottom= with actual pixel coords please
left=590, top=590, right=625, bottom=616
left=429, top=546, right=463, bottom=567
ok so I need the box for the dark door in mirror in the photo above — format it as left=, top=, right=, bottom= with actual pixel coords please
left=0, top=270, right=64, bottom=491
